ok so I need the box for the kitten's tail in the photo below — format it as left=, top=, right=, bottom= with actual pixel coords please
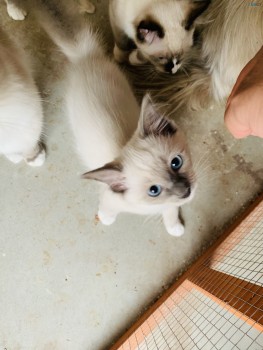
left=132, top=56, right=213, bottom=112
left=156, top=64, right=213, bottom=111
left=22, top=0, right=102, bottom=63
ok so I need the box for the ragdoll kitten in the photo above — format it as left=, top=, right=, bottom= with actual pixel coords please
left=0, top=26, right=45, bottom=166
left=156, top=0, right=263, bottom=110
left=9, top=0, right=196, bottom=236
left=109, top=0, right=210, bottom=74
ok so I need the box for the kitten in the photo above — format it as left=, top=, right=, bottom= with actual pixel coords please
left=0, top=26, right=45, bottom=166
left=9, top=0, right=196, bottom=236
left=109, top=0, right=210, bottom=74
left=155, top=0, right=263, bottom=110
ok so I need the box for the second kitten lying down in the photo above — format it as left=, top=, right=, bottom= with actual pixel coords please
left=109, top=0, right=210, bottom=74
left=0, top=26, right=45, bottom=166
left=8, top=0, right=196, bottom=236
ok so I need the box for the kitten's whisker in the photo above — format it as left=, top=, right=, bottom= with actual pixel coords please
left=193, top=152, right=214, bottom=172
left=195, top=167, right=216, bottom=182
left=196, top=172, right=221, bottom=183
left=194, top=159, right=214, bottom=173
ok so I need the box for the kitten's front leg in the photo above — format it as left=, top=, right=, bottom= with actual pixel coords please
left=5, top=0, right=27, bottom=20
left=25, top=142, right=46, bottom=167
left=128, top=50, right=147, bottom=66
left=162, top=205, right=185, bottom=237
left=97, top=189, right=120, bottom=226
left=113, top=44, right=130, bottom=63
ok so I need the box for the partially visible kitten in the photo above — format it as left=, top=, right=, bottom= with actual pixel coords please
left=109, top=0, right=210, bottom=74
left=0, top=25, right=45, bottom=166
left=155, top=0, right=263, bottom=110
left=9, top=0, right=196, bottom=236
left=5, top=0, right=96, bottom=19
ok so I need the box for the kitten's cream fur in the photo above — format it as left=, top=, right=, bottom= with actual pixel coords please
left=0, top=25, right=45, bottom=166
left=7, top=0, right=196, bottom=235
left=109, top=0, right=210, bottom=74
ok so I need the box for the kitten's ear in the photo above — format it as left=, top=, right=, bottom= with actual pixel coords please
left=82, top=161, right=127, bottom=193
left=137, top=20, right=164, bottom=44
left=139, top=94, right=177, bottom=137
left=185, top=1, right=211, bottom=30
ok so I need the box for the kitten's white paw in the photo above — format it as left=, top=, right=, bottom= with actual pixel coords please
left=6, top=3, right=27, bottom=20
left=167, top=222, right=185, bottom=237
left=5, top=153, right=23, bottom=164
left=98, top=210, right=116, bottom=226
left=27, top=148, right=46, bottom=167
left=128, top=50, right=145, bottom=66
left=79, top=0, right=95, bottom=14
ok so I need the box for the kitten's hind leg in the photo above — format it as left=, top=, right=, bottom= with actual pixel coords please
left=162, top=205, right=185, bottom=237
left=5, top=143, right=46, bottom=166
left=5, top=0, right=27, bottom=20
left=25, top=142, right=46, bottom=167
left=111, top=28, right=137, bottom=63
left=5, top=153, right=24, bottom=164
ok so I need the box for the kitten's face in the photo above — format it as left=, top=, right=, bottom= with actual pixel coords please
left=121, top=131, right=195, bottom=208
left=134, top=0, right=210, bottom=74
left=83, top=95, right=196, bottom=213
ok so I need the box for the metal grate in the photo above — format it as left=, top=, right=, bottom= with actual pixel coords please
left=111, top=195, right=263, bottom=350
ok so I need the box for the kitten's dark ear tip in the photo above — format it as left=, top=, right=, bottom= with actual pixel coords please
left=81, top=172, right=89, bottom=179
left=140, top=94, right=177, bottom=137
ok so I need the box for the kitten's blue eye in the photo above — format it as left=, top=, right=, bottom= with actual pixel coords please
left=148, top=185, right=162, bottom=197
left=171, top=155, right=183, bottom=170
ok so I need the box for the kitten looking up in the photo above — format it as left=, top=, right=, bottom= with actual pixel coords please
left=7, top=0, right=196, bottom=236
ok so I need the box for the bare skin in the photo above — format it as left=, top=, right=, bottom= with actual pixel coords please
left=224, top=46, right=263, bottom=139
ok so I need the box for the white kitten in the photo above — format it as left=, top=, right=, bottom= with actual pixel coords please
left=0, top=26, right=45, bottom=166
left=109, top=0, right=210, bottom=74
left=10, top=0, right=196, bottom=235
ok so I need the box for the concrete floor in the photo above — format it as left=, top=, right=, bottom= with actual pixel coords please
left=0, top=1, right=262, bottom=350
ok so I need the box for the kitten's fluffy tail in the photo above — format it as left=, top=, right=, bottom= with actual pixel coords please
left=132, top=55, right=212, bottom=112
left=156, top=64, right=212, bottom=111
left=21, top=0, right=102, bottom=63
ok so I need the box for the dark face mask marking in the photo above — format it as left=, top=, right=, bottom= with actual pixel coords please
left=137, top=19, right=164, bottom=42
left=165, top=60, right=175, bottom=73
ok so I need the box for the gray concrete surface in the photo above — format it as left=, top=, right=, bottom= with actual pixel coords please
left=0, top=1, right=262, bottom=349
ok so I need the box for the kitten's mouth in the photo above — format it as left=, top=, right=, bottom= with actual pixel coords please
left=181, top=187, right=191, bottom=199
